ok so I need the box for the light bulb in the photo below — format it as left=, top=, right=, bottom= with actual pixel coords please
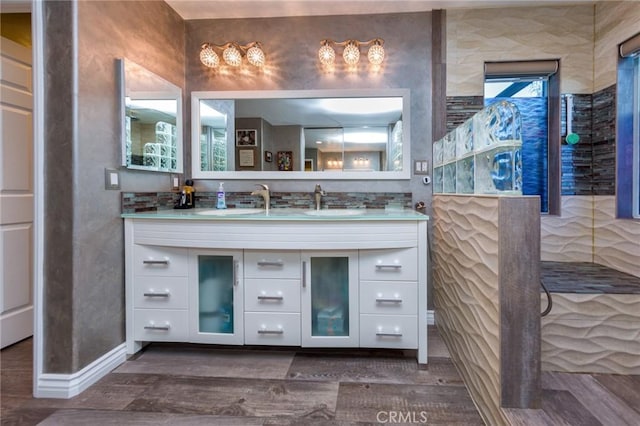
left=343, top=41, right=360, bottom=65
left=246, top=45, right=265, bottom=67
left=367, top=42, right=385, bottom=65
left=318, top=42, right=336, bottom=66
left=200, top=44, right=220, bottom=68
left=223, top=45, right=242, bottom=67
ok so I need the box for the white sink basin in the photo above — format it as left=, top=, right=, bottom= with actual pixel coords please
left=196, top=208, right=264, bottom=216
left=304, top=209, right=366, bottom=217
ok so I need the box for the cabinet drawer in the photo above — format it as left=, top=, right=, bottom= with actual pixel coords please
left=359, top=247, right=418, bottom=281
left=359, top=314, right=418, bottom=349
left=244, top=251, right=301, bottom=279
left=244, top=312, right=301, bottom=346
left=359, top=281, right=417, bottom=315
left=133, top=309, right=188, bottom=341
left=133, top=276, right=188, bottom=309
left=133, top=245, right=188, bottom=276
left=244, top=279, right=301, bottom=312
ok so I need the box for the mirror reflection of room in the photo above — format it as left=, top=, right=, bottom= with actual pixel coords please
left=119, top=58, right=183, bottom=173
left=196, top=95, right=404, bottom=173
left=125, top=99, right=177, bottom=169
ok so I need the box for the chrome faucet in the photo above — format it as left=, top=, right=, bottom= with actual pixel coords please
left=251, top=184, right=270, bottom=213
left=314, top=184, right=326, bottom=210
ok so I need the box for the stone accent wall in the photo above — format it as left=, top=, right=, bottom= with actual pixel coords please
left=122, top=192, right=413, bottom=213
left=592, top=85, right=616, bottom=195
left=445, top=96, right=483, bottom=133
left=561, top=94, right=593, bottom=195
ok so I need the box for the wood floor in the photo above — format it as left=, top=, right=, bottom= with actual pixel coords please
left=2, top=328, right=639, bottom=425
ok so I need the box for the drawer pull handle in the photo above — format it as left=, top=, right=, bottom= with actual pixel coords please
left=376, top=332, right=403, bottom=337
left=144, top=325, right=170, bottom=331
left=257, top=296, right=284, bottom=301
left=376, top=264, right=402, bottom=270
left=257, top=261, right=284, bottom=267
left=302, top=261, right=307, bottom=288
left=376, top=298, right=402, bottom=303
left=143, top=292, right=170, bottom=298
left=143, top=259, right=169, bottom=265
left=258, top=329, right=284, bottom=335
left=234, top=260, right=239, bottom=286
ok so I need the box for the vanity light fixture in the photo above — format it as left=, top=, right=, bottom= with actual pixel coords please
left=318, top=38, right=385, bottom=67
left=200, top=41, right=266, bottom=68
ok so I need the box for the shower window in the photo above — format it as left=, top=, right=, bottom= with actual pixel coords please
left=484, top=60, right=560, bottom=214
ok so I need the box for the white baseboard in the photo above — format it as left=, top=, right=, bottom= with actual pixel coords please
left=427, top=309, right=434, bottom=325
left=35, top=343, right=126, bottom=399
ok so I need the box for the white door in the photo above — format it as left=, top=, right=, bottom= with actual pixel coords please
left=0, top=37, right=34, bottom=348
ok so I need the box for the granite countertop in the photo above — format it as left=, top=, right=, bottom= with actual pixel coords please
left=121, top=207, right=429, bottom=221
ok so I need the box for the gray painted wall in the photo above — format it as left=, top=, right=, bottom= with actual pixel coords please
left=184, top=13, right=433, bottom=203
left=43, top=4, right=434, bottom=373
left=43, top=0, right=184, bottom=373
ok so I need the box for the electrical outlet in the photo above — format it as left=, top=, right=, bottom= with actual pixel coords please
left=170, top=174, right=180, bottom=190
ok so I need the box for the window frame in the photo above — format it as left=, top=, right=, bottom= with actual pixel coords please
left=616, top=47, right=640, bottom=220
left=483, top=60, right=561, bottom=215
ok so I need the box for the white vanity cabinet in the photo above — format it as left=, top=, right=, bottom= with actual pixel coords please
left=302, top=251, right=359, bottom=347
left=243, top=250, right=301, bottom=346
left=189, top=250, right=244, bottom=345
left=123, top=212, right=428, bottom=364
left=359, top=247, right=419, bottom=349
left=129, top=245, right=189, bottom=349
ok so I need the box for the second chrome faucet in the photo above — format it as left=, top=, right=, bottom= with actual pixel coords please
left=251, top=184, right=270, bottom=213
left=314, top=184, right=326, bottom=210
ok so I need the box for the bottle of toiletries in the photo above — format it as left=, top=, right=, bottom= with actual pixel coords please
left=184, top=179, right=195, bottom=208
left=216, top=182, right=227, bottom=209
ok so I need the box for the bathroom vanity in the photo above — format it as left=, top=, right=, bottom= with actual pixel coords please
left=122, top=208, right=429, bottom=364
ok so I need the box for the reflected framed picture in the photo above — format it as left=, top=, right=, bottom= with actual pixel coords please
left=264, top=151, right=273, bottom=163
left=277, top=151, right=293, bottom=171
left=238, top=149, right=255, bottom=167
left=236, top=129, right=257, bottom=147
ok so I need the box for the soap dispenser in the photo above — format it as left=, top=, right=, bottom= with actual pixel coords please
left=216, top=182, right=227, bottom=209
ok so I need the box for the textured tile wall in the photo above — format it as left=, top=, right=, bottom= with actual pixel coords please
left=540, top=196, right=593, bottom=263
left=446, top=5, right=594, bottom=96
left=594, top=196, right=640, bottom=278
left=594, top=2, right=640, bottom=92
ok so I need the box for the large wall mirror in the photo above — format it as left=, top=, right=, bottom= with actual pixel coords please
left=191, top=89, right=410, bottom=180
left=118, top=59, right=183, bottom=173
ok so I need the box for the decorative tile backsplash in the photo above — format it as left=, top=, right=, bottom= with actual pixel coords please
left=122, top=191, right=413, bottom=213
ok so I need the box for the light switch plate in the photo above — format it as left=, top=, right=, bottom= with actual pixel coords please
left=414, top=160, right=429, bottom=175
left=104, top=168, right=120, bottom=190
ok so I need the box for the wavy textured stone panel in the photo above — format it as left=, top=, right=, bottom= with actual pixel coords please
left=541, top=196, right=593, bottom=262
left=433, top=195, right=541, bottom=425
left=594, top=2, right=640, bottom=92
left=593, top=196, right=640, bottom=278
left=542, top=293, right=640, bottom=374
left=447, top=5, right=594, bottom=96
left=433, top=196, right=502, bottom=425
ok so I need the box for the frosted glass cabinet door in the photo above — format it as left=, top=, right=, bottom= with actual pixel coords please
left=189, top=250, right=244, bottom=344
left=301, top=251, right=359, bottom=347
